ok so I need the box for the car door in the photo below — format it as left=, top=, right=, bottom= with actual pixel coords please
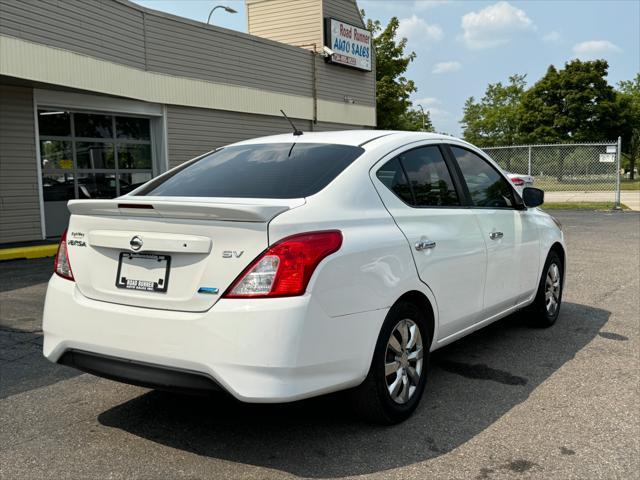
left=371, top=143, right=487, bottom=340
left=447, top=145, right=540, bottom=318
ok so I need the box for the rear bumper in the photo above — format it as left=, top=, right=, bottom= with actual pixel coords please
left=58, top=349, right=222, bottom=394
left=43, top=275, right=386, bottom=402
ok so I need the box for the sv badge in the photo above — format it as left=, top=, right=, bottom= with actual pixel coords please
left=222, top=250, right=244, bottom=259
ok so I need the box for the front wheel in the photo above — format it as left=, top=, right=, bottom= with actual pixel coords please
left=349, top=301, right=430, bottom=424
left=527, top=250, right=564, bottom=327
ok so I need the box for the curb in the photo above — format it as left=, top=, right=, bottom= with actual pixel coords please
left=0, top=244, right=58, bottom=261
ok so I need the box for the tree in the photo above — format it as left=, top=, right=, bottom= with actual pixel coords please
left=460, top=74, right=527, bottom=147
left=399, top=108, right=435, bottom=132
left=363, top=13, right=418, bottom=130
left=520, top=60, right=622, bottom=143
left=617, top=74, right=640, bottom=179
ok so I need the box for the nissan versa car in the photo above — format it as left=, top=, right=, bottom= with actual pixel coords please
left=43, top=131, right=565, bottom=424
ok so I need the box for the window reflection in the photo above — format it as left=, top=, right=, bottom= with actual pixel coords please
left=118, top=144, right=151, bottom=169
left=399, top=147, right=459, bottom=207
left=76, top=173, right=118, bottom=199
left=74, top=113, right=113, bottom=138
left=40, top=140, right=73, bottom=170
left=42, top=173, right=75, bottom=201
left=76, top=142, right=115, bottom=169
left=376, top=158, right=413, bottom=204
left=38, top=110, right=71, bottom=136
left=116, top=116, right=150, bottom=140
left=38, top=110, right=153, bottom=200
left=119, top=172, right=152, bottom=195
left=451, top=147, right=514, bottom=208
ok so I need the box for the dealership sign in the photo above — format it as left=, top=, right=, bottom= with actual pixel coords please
left=325, top=18, right=372, bottom=71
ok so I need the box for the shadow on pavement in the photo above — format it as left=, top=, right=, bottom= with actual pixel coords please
left=0, top=330, right=80, bottom=399
left=97, top=301, right=609, bottom=478
left=0, top=257, right=54, bottom=293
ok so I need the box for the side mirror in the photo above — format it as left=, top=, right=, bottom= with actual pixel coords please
left=522, top=187, right=544, bottom=208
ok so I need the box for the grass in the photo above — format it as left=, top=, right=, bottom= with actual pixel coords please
left=620, top=179, right=640, bottom=190
left=542, top=202, right=630, bottom=210
left=533, top=177, right=640, bottom=192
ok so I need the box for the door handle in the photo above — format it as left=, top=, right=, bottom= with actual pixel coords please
left=489, top=231, right=504, bottom=240
left=415, top=239, right=436, bottom=251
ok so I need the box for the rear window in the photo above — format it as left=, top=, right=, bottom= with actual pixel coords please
left=136, top=143, right=364, bottom=199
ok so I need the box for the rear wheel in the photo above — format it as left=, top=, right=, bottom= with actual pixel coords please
left=349, top=301, right=430, bottom=424
left=527, top=250, right=563, bottom=327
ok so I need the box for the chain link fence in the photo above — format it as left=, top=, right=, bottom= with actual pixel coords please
left=482, top=140, right=623, bottom=206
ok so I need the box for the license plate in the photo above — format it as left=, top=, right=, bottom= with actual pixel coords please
left=115, top=252, right=171, bottom=293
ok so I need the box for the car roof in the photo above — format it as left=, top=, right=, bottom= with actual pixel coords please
left=229, top=130, right=458, bottom=148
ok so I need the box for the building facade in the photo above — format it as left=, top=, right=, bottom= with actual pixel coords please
left=0, top=0, right=375, bottom=243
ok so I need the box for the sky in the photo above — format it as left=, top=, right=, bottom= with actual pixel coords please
left=134, top=0, right=639, bottom=136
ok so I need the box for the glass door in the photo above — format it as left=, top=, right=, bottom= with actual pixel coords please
left=38, top=109, right=154, bottom=237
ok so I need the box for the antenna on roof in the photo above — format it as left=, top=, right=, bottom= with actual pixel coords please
left=280, top=109, right=303, bottom=136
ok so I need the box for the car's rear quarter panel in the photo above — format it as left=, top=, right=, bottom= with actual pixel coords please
left=268, top=147, right=440, bottom=357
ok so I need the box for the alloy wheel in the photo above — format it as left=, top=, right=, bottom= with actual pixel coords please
left=545, top=262, right=561, bottom=316
left=384, top=319, right=424, bottom=404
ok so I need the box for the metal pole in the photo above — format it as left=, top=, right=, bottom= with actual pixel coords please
left=416, top=104, right=425, bottom=131
left=207, top=5, right=237, bottom=24
left=527, top=145, right=532, bottom=176
left=207, top=6, right=223, bottom=24
left=614, top=136, right=622, bottom=210
left=311, top=45, right=317, bottom=128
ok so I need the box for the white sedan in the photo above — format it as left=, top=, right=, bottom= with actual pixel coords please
left=43, top=131, right=565, bottom=424
left=506, top=172, right=535, bottom=196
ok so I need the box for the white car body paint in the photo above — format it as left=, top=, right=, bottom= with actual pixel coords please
left=43, top=131, right=565, bottom=403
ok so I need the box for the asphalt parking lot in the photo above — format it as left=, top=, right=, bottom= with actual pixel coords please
left=0, top=210, right=638, bottom=480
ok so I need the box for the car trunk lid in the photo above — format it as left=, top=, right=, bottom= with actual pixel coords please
left=65, top=197, right=303, bottom=312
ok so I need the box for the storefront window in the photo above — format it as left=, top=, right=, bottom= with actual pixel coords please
left=118, top=144, right=151, bottom=169
left=119, top=172, right=153, bottom=195
left=38, top=110, right=71, bottom=136
left=74, top=113, right=113, bottom=138
left=116, top=116, right=150, bottom=140
left=42, top=173, right=75, bottom=202
left=40, top=140, right=73, bottom=170
left=37, top=109, right=154, bottom=236
left=76, top=142, right=115, bottom=169
left=77, top=173, right=119, bottom=199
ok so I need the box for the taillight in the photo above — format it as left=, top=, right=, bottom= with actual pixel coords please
left=224, top=230, right=342, bottom=298
left=54, top=229, right=74, bottom=281
left=511, top=177, right=525, bottom=186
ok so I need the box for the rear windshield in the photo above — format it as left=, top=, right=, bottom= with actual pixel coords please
left=136, top=143, right=364, bottom=199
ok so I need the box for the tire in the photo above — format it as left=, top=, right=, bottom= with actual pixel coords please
left=349, top=301, right=431, bottom=425
left=527, top=250, right=564, bottom=328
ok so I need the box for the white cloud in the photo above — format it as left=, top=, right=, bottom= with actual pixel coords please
left=433, top=61, right=462, bottom=74
left=414, top=97, right=441, bottom=107
left=573, top=40, right=622, bottom=59
left=461, top=1, right=536, bottom=49
left=426, top=107, right=450, bottom=120
left=397, top=14, right=444, bottom=44
left=542, top=31, right=561, bottom=43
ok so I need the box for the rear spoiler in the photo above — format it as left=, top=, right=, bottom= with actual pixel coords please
left=67, top=198, right=302, bottom=223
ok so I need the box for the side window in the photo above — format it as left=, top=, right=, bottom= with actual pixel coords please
left=450, top=146, right=515, bottom=208
left=398, top=146, right=460, bottom=207
left=375, top=158, right=413, bottom=204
